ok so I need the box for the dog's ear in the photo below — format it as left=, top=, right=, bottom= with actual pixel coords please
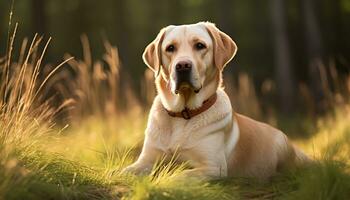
left=142, top=27, right=167, bottom=77
left=203, top=22, right=237, bottom=70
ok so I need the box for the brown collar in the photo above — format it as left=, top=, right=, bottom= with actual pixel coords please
left=165, top=93, right=217, bottom=120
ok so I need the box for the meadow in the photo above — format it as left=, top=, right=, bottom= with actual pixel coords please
left=1, top=25, right=350, bottom=200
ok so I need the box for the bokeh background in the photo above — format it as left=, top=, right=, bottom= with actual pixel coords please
left=1, top=0, right=350, bottom=121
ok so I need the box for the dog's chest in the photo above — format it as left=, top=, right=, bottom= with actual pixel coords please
left=154, top=118, right=201, bottom=154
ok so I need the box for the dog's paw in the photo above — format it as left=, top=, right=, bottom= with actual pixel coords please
left=121, top=165, right=137, bottom=174
left=121, top=164, right=152, bottom=176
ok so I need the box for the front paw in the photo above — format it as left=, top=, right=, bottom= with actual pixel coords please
left=121, top=165, right=138, bottom=174
left=121, top=164, right=152, bottom=176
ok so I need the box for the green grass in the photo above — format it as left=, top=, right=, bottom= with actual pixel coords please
left=1, top=109, right=350, bottom=200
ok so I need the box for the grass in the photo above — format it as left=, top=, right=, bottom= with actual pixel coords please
left=1, top=27, right=350, bottom=200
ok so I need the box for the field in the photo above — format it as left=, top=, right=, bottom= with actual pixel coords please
left=1, top=27, right=350, bottom=200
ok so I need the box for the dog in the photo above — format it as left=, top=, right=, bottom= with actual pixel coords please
left=123, top=22, right=310, bottom=180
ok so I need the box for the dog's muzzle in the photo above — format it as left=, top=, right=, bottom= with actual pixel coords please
left=174, top=60, right=200, bottom=94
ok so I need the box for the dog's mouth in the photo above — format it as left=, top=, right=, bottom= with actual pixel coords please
left=171, top=67, right=202, bottom=94
left=174, top=81, right=202, bottom=94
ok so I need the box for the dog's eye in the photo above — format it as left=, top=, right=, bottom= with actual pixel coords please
left=195, top=42, right=206, bottom=50
left=166, top=45, right=175, bottom=52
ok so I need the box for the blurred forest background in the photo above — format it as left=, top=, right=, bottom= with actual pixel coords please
left=1, top=0, right=350, bottom=118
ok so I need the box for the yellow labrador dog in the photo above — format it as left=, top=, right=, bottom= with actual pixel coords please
left=123, top=22, right=309, bottom=180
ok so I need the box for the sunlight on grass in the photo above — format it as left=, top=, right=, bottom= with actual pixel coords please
left=295, top=106, right=350, bottom=166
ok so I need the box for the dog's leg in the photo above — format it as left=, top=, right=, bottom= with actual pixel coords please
left=122, top=141, right=162, bottom=175
left=178, top=145, right=228, bottom=180
left=180, top=163, right=227, bottom=180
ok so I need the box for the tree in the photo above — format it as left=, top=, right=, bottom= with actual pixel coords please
left=270, top=0, right=296, bottom=112
left=301, top=0, right=327, bottom=113
left=31, top=0, right=46, bottom=34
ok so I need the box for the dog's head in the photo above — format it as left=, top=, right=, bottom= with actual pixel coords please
left=143, top=22, right=237, bottom=95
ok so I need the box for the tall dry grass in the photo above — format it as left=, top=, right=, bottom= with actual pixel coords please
left=50, top=35, right=148, bottom=125
left=0, top=24, right=71, bottom=149
left=0, top=24, right=78, bottom=197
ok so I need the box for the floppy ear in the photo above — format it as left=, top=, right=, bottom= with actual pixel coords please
left=142, top=27, right=167, bottom=77
left=203, top=22, right=237, bottom=70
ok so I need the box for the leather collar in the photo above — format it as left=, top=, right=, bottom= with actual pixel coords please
left=165, top=93, right=217, bottom=120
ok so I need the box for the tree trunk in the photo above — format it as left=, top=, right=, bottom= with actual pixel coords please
left=31, top=0, right=46, bottom=34
left=114, top=0, right=130, bottom=68
left=270, top=0, right=296, bottom=113
left=301, top=0, right=327, bottom=113
left=217, top=0, right=233, bottom=32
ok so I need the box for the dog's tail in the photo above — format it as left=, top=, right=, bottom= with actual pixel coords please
left=293, top=145, right=313, bottom=166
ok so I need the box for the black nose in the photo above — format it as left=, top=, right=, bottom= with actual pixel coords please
left=175, top=60, right=192, bottom=72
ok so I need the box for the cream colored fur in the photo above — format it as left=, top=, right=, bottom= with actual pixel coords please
left=123, top=22, right=309, bottom=180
